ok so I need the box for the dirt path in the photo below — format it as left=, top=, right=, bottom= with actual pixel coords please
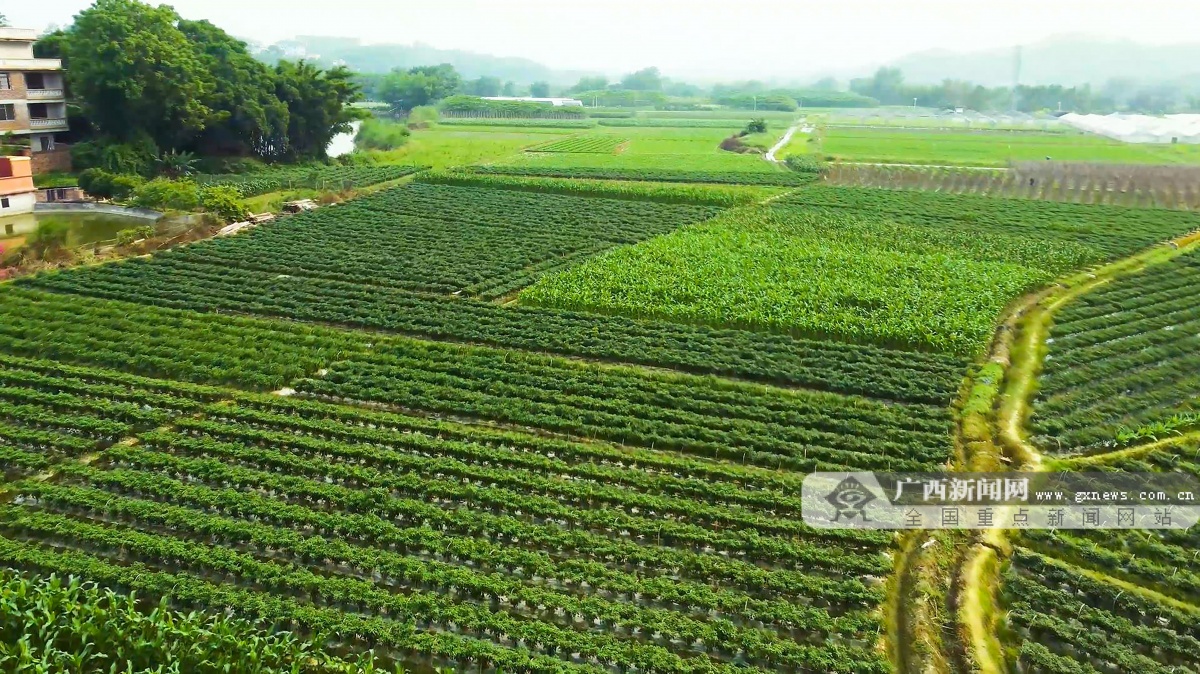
left=765, top=119, right=810, bottom=163
left=954, top=228, right=1200, bottom=674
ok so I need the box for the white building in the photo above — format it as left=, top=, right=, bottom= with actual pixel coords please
left=481, top=96, right=585, bottom=107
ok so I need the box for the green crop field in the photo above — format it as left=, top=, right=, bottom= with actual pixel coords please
left=818, top=126, right=1200, bottom=166
left=7, top=105, right=1200, bottom=674
left=523, top=186, right=1200, bottom=354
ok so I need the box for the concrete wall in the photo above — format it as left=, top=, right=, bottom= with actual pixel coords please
left=0, top=191, right=37, bottom=215
left=34, top=202, right=162, bottom=220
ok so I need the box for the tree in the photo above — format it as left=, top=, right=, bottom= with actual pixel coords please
left=0, top=13, right=8, bottom=27
left=274, top=61, right=361, bottom=159
left=178, top=19, right=290, bottom=157
left=810, top=77, right=839, bottom=91
left=567, top=76, right=608, bottom=94
left=378, top=63, right=462, bottom=110
left=530, top=81, right=550, bottom=98
left=850, top=67, right=905, bottom=105
left=466, top=76, right=501, bottom=97
left=501, top=81, right=516, bottom=96
left=620, top=67, right=663, bottom=91
left=66, top=0, right=216, bottom=151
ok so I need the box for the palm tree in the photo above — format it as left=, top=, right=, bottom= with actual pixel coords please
left=157, top=150, right=199, bottom=179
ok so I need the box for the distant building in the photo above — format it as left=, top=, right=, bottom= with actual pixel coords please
left=0, top=156, right=37, bottom=216
left=0, top=27, right=71, bottom=173
left=481, top=96, right=585, bottom=107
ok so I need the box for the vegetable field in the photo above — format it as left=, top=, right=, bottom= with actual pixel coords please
left=6, top=117, right=1200, bottom=671
left=109, top=183, right=719, bottom=299
left=1031, top=249, right=1200, bottom=451
left=197, top=165, right=425, bottom=197
left=531, top=135, right=628, bottom=153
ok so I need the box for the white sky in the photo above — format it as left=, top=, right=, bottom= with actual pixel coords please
left=8, top=0, right=1200, bottom=80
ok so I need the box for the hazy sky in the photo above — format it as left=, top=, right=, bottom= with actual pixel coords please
left=8, top=0, right=1200, bottom=80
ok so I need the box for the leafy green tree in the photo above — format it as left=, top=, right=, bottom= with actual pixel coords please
left=501, top=81, right=516, bottom=96
left=66, top=0, right=216, bottom=151
left=0, top=13, right=8, bottom=27
left=620, top=67, right=663, bottom=91
left=378, top=63, right=461, bottom=110
left=530, top=81, right=551, bottom=98
left=274, top=61, right=361, bottom=159
left=178, top=19, right=290, bottom=158
left=567, top=76, right=608, bottom=94
left=156, top=149, right=199, bottom=179
left=466, top=76, right=501, bottom=97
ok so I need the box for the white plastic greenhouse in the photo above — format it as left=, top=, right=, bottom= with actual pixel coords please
left=1059, top=113, right=1200, bottom=144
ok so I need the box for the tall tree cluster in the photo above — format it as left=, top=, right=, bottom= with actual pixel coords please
left=41, top=0, right=361, bottom=162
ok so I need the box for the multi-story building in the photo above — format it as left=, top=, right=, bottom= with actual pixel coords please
left=0, top=27, right=70, bottom=173
left=0, top=156, right=36, bottom=216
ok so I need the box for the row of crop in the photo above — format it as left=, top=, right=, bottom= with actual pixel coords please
left=532, top=136, right=627, bottom=153
left=1020, top=530, right=1200, bottom=603
left=216, top=392, right=815, bottom=495
left=0, top=288, right=371, bottom=391
left=24, top=259, right=966, bottom=405
left=0, top=511, right=887, bottom=674
left=139, top=430, right=883, bottom=573
left=438, top=117, right=597, bottom=129
left=466, top=165, right=818, bottom=187
left=295, top=346, right=952, bottom=473
left=1000, top=548, right=1200, bottom=673
left=152, top=183, right=718, bottom=296
left=84, top=447, right=882, bottom=605
left=1030, top=250, right=1200, bottom=451
left=196, top=165, right=425, bottom=197
left=778, top=185, right=1200, bottom=259
left=176, top=414, right=814, bottom=524
left=31, top=470, right=872, bottom=622
left=415, top=170, right=777, bottom=207
left=12, top=483, right=884, bottom=662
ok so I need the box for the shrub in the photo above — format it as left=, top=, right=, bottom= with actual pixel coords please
left=71, top=137, right=159, bottom=175
left=199, top=185, right=249, bottom=223
left=115, top=225, right=156, bottom=246
left=408, top=105, right=439, bottom=124
left=784, top=155, right=825, bottom=174
left=131, top=179, right=201, bottom=212
left=109, top=174, right=146, bottom=200
left=25, top=219, right=71, bottom=258
left=355, top=119, right=410, bottom=151
left=744, top=118, right=768, bottom=134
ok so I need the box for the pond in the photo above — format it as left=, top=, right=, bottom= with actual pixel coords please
left=0, top=211, right=159, bottom=253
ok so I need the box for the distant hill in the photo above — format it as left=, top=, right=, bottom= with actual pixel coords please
left=884, top=34, right=1200, bottom=86
left=257, top=36, right=596, bottom=84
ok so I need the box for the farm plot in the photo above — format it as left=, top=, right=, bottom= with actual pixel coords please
left=294, top=336, right=954, bottom=473
left=824, top=163, right=1200, bottom=211
left=522, top=199, right=1098, bottom=355
left=197, top=165, right=425, bottom=197
left=818, top=126, right=1200, bottom=167
left=125, top=183, right=719, bottom=299
left=0, top=353, right=227, bottom=480
left=0, top=352, right=935, bottom=673
left=1030, top=249, right=1200, bottom=452
left=784, top=185, right=1200, bottom=259
left=24, top=258, right=966, bottom=404
left=531, top=135, right=628, bottom=153
left=999, top=443, right=1200, bottom=673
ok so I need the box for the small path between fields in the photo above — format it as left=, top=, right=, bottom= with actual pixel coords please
left=765, top=119, right=811, bottom=163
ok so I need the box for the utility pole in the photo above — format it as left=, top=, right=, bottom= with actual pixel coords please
left=913, top=97, right=918, bottom=109
left=753, top=95, right=757, bottom=111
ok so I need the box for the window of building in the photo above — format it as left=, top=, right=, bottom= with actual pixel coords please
left=1, top=198, right=10, bottom=210
left=25, top=73, right=44, bottom=90
left=0, top=74, right=10, bottom=90
left=0, top=104, right=15, bottom=121
left=27, top=103, right=48, bottom=120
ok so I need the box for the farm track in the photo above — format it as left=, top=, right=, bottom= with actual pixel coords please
left=948, top=227, right=1200, bottom=674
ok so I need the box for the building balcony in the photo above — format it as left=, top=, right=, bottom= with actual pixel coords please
left=0, top=58, right=64, bottom=72
left=29, top=118, right=68, bottom=131
left=25, top=89, right=65, bottom=101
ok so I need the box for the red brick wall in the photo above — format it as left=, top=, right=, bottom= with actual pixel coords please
left=30, top=147, right=72, bottom=174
